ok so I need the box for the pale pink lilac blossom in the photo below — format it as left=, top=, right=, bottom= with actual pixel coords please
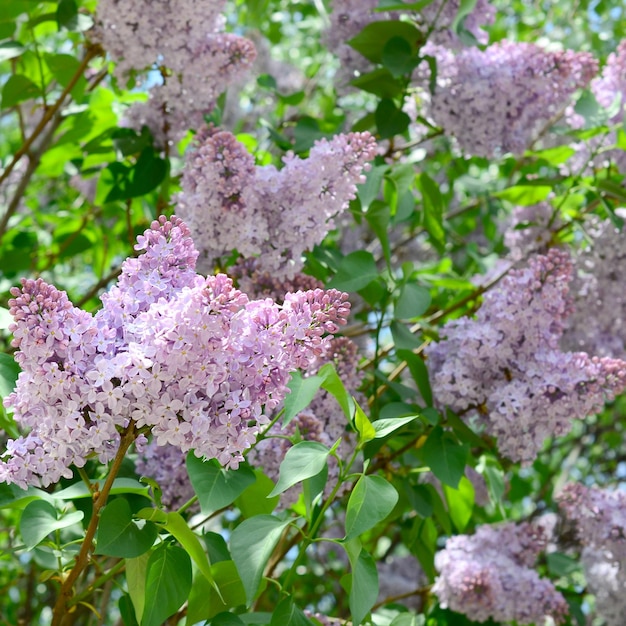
left=1, top=216, right=350, bottom=488
left=176, top=127, right=377, bottom=277
left=425, top=248, right=626, bottom=464
left=433, top=522, right=568, bottom=624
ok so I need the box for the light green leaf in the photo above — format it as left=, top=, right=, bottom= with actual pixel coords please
left=443, top=475, right=474, bottom=532
left=354, top=401, right=376, bottom=444
left=345, top=476, right=398, bottom=540
left=187, top=562, right=246, bottom=623
left=142, top=544, right=192, bottom=626
left=395, top=283, right=431, bottom=319
left=230, top=515, right=291, bottom=605
left=20, top=500, right=84, bottom=549
left=126, top=552, right=150, bottom=623
left=317, top=362, right=354, bottom=420
left=283, top=372, right=324, bottom=426
left=2, top=74, right=40, bottom=108
left=268, top=441, right=330, bottom=497
left=373, top=415, right=420, bottom=438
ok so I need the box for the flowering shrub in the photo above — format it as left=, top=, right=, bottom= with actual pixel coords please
left=1, top=1, right=626, bottom=625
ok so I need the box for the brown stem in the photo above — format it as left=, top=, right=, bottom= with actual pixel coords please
left=0, top=45, right=101, bottom=189
left=51, top=422, right=138, bottom=626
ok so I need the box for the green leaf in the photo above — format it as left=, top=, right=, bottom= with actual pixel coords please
left=373, top=415, right=419, bottom=438
left=187, top=455, right=256, bottom=513
left=235, top=471, right=279, bottom=517
left=230, top=515, right=291, bottom=605
left=343, top=540, right=379, bottom=626
left=421, top=427, right=468, bottom=488
left=495, top=185, right=552, bottom=205
left=270, top=597, right=314, bottom=626
left=56, top=0, right=92, bottom=31
left=327, top=250, right=378, bottom=292
left=389, top=614, right=426, bottom=626
left=443, top=476, right=474, bottom=532
left=354, top=401, right=376, bottom=444
left=44, top=53, right=86, bottom=99
left=53, top=478, right=150, bottom=500
left=104, top=147, right=167, bottom=202
left=348, top=20, right=422, bottom=64
left=364, top=200, right=391, bottom=267
left=317, top=362, right=355, bottom=420
left=390, top=321, right=422, bottom=350
left=381, top=36, right=418, bottom=77
left=283, top=372, right=324, bottom=426
left=2, top=74, right=40, bottom=108
left=397, top=350, right=433, bottom=406
left=395, top=283, right=431, bottom=319
left=141, top=544, right=192, bottom=626
left=546, top=552, right=580, bottom=577
left=351, top=67, right=403, bottom=98
left=419, top=173, right=445, bottom=247
left=0, top=352, right=20, bottom=400
left=95, top=498, right=157, bottom=558
left=376, top=98, right=411, bottom=139
left=211, top=614, right=246, bottom=626
left=268, top=441, right=330, bottom=497
left=345, top=476, right=398, bottom=540
left=187, top=562, right=246, bottom=623
left=358, top=165, right=388, bottom=210
left=119, top=594, right=140, bottom=626
left=126, top=552, right=150, bottom=623
left=0, top=41, right=24, bottom=62
left=20, top=500, right=84, bottom=549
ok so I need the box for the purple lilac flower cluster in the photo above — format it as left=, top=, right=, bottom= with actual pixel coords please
left=94, top=0, right=256, bottom=145
left=425, top=248, right=626, bottom=464
left=561, top=216, right=626, bottom=358
left=1, top=216, right=350, bottom=488
left=566, top=40, right=626, bottom=174
left=558, top=483, right=626, bottom=625
left=417, top=41, right=598, bottom=157
left=433, top=522, right=568, bottom=624
left=248, top=337, right=362, bottom=508
left=176, top=127, right=377, bottom=277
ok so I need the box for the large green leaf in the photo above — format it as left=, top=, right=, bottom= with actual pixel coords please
left=187, top=455, right=256, bottom=513
left=230, top=515, right=291, bottom=605
left=20, top=500, right=84, bottom=549
left=2, top=74, right=40, bottom=108
left=421, top=427, right=468, bottom=488
left=126, top=552, right=150, bottom=623
left=372, top=415, right=420, bottom=439
left=345, top=476, right=398, bottom=540
left=348, top=20, right=422, bottom=64
left=270, top=597, right=314, bottom=626
left=395, top=283, right=431, bottom=320
left=268, top=441, right=330, bottom=497
left=95, top=498, right=157, bottom=558
left=343, top=540, right=379, bottom=626
left=142, top=544, right=192, bottom=626
left=443, top=476, right=474, bottom=532
left=327, top=251, right=378, bottom=292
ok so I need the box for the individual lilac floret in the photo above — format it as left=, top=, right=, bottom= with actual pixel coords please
left=176, top=127, right=377, bottom=277
left=94, top=0, right=256, bottom=145
left=1, top=216, right=350, bottom=488
left=433, top=522, right=568, bottom=624
left=416, top=41, right=598, bottom=157
left=561, top=216, right=626, bottom=358
left=425, top=248, right=626, bottom=464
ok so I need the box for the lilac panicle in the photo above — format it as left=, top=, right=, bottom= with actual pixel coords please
left=176, top=128, right=377, bottom=277
left=1, top=216, right=350, bottom=488
left=425, top=248, right=626, bottom=464
left=433, top=522, right=568, bottom=624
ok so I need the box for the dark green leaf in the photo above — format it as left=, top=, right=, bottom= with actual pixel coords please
left=381, top=36, right=417, bottom=77
left=419, top=173, right=445, bottom=247
left=375, top=98, right=410, bottom=139
left=421, top=427, right=468, bottom=488
left=365, top=200, right=391, bottom=267
left=95, top=498, right=157, bottom=558
left=397, top=350, right=433, bottom=406
left=187, top=562, right=246, bottom=622
left=327, top=250, right=378, bottom=292
left=350, top=67, right=403, bottom=98
left=348, top=20, right=422, bottom=64
left=187, top=455, right=256, bottom=513
left=270, top=597, right=314, bottom=626
left=546, top=552, right=580, bottom=577
left=343, top=540, right=378, bottom=626
left=230, top=515, right=291, bottom=605
left=390, top=321, right=423, bottom=350
left=142, top=544, right=192, bottom=626
left=345, top=475, right=398, bottom=540
left=395, top=283, right=431, bottom=319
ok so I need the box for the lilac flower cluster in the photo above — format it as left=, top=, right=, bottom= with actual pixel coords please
left=433, top=522, right=568, bottom=624
left=425, top=248, right=626, bottom=464
left=557, top=483, right=626, bottom=626
left=94, top=0, right=256, bottom=145
left=417, top=41, right=598, bottom=157
left=565, top=40, right=626, bottom=174
left=561, top=216, right=626, bottom=358
left=1, top=216, right=350, bottom=488
left=176, top=127, right=377, bottom=277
